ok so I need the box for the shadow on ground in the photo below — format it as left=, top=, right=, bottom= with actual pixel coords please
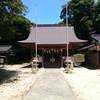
left=22, top=64, right=31, bottom=68
left=22, top=62, right=99, bottom=70
left=0, top=68, right=20, bottom=85
left=74, top=62, right=98, bottom=70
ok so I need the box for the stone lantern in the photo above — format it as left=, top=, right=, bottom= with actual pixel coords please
left=64, top=57, right=73, bottom=73
left=31, top=59, right=39, bottom=73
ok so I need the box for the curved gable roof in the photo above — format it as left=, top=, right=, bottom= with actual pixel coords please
left=18, top=24, right=86, bottom=45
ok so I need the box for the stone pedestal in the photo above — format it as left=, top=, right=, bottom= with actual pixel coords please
left=31, top=59, right=39, bottom=73
left=65, top=58, right=73, bottom=74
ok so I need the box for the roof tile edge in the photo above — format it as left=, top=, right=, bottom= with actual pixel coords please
left=33, top=24, right=72, bottom=27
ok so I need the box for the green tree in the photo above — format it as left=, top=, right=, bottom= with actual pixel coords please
left=0, top=0, right=28, bottom=39
left=58, top=21, right=65, bottom=24
left=93, top=1, right=100, bottom=33
left=60, top=0, right=95, bottom=39
left=12, top=15, right=33, bottom=41
left=0, top=15, right=34, bottom=63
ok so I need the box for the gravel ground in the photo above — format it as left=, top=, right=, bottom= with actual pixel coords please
left=0, top=63, right=44, bottom=100
left=0, top=64, right=100, bottom=100
left=61, top=66, right=100, bottom=100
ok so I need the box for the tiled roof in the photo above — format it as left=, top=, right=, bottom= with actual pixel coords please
left=18, top=24, right=86, bottom=45
left=0, top=45, right=12, bottom=52
left=78, top=34, right=100, bottom=51
left=91, top=34, right=100, bottom=43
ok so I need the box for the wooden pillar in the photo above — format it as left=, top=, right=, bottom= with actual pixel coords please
left=61, top=50, right=63, bottom=67
left=5, top=53, right=8, bottom=64
left=71, top=45, right=74, bottom=62
left=42, top=50, right=44, bottom=68
left=31, top=50, right=33, bottom=61
left=99, top=52, right=100, bottom=68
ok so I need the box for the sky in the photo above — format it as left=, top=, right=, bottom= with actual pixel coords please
left=22, top=0, right=98, bottom=24
left=22, top=0, right=67, bottom=24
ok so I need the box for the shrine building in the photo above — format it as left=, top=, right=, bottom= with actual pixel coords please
left=18, top=24, right=86, bottom=68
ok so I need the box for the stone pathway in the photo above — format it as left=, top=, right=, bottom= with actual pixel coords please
left=24, top=68, right=77, bottom=100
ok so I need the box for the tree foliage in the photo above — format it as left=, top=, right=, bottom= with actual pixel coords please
left=0, top=0, right=34, bottom=62
left=0, top=15, right=33, bottom=63
left=60, top=0, right=98, bottom=39
left=0, top=0, right=28, bottom=39
left=12, top=15, right=33, bottom=41
left=93, top=1, right=100, bottom=33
